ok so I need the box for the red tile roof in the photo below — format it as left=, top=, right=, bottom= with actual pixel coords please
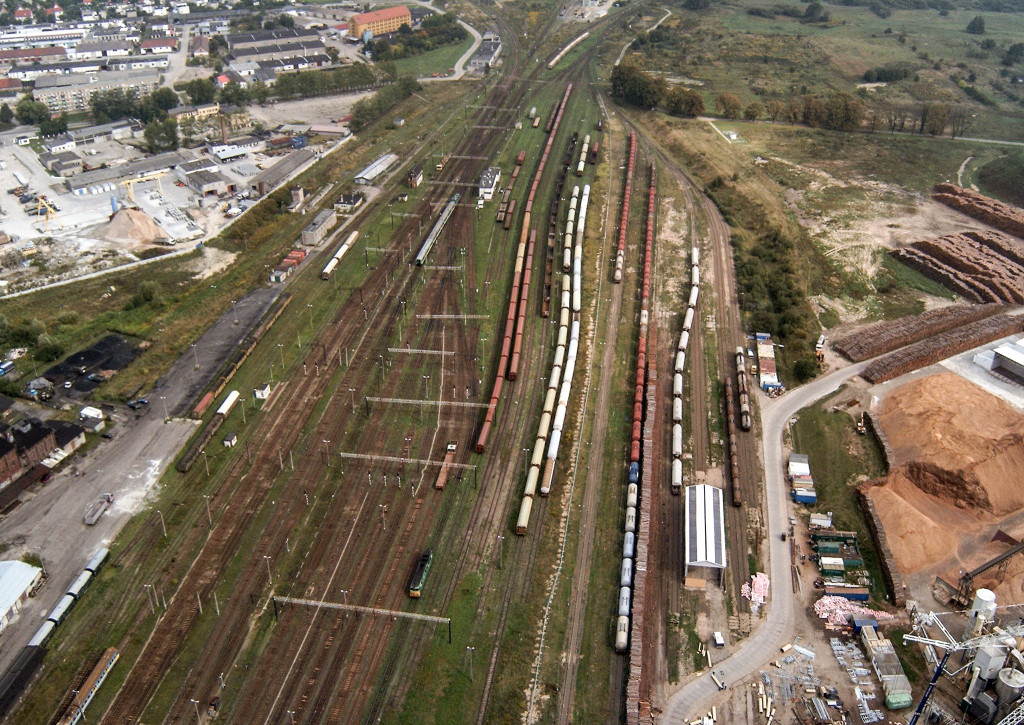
left=13, top=8, right=31, bottom=17
left=0, top=47, right=66, bottom=60
left=351, top=5, right=410, bottom=27
left=141, top=37, right=176, bottom=48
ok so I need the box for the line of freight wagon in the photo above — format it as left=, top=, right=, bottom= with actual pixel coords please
left=613, top=132, right=637, bottom=283
left=516, top=183, right=590, bottom=534
left=0, top=548, right=110, bottom=719
left=543, top=131, right=580, bottom=317
left=476, top=83, right=573, bottom=453
left=670, top=244, right=701, bottom=494
left=177, top=390, right=240, bottom=473
left=615, top=166, right=657, bottom=653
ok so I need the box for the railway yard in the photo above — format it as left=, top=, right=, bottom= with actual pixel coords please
left=5, top=2, right=1024, bottom=725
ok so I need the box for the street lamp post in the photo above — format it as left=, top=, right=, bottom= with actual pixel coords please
left=160, top=396, right=168, bottom=421
left=191, top=343, right=199, bottom=369
left=466, top=646, right=475, bottom=682
left=379, top=504, right=387, bottom=532
left=277, top=343, right=285, bottom=367
left=306, top=303, right=314, bottom=331
left=190, top=698, right=201, bottom=724
left=156, top=509, right=167, bottom=538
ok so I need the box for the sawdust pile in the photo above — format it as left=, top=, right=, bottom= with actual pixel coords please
left=96, top=208, right=169, bottom=245
left=863, top=373, right=1024, bottom=595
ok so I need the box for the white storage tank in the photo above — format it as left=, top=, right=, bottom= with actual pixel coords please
left=673, top=374, right=683, bottom=397
left=623, top=531, right=635, bottom=559
left=672, top=424, right=683, bottom=458
left=972, top=588, right=998, bottom=623
left=553, top=344, right=566, bottom=369
left=672, top=458, right=683, bottom=488
left=691, top=246, right=700, bottom=266
left=678, top=331, right=689, bottom=351
left=996, top=668, right=1024, bottom=704
left=538, top=411, right=552, bottom=439
left=553, top=404, right=567, bottom=432
left=548, top=366, right=562, bottom=390
left=564, top=357, right=577, bottom=383
left=516, top=497, right=533, bottom=535
left=688, top=286, right=699, bottom=308
left=532, top=440, right=546, bottom=468
left=624, top=506, right=636, bottom=533
left=547, top=429, right=562, bottom=459
left=620, top=558, right=633, bottom=587
left=618, top=587, right=631, bottom=617
left=683, top=307, right=694, bottom=332
left=673, top=397, right=683, bottom=422
left=615, top=615, right=630, bottom=653
left=626, top=483, right=638, bottom=508
left=674, top=351, right=686, bottom=373
left=692, top=265, right=699, bottom=287
left=524, top=467, right=539, bottom=497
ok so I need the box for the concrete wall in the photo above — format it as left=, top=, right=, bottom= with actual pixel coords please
left=857, top=485, right=907, bottom=607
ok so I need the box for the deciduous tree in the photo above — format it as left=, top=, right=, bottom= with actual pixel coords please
left=715, top=92, right=742, bottom=119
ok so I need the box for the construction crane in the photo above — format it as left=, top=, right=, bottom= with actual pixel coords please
left=903, top=613, right=1024, bottom=725
left=35, top=197, right=58, bottom=232
left=119, top=170, right=167, bottom=203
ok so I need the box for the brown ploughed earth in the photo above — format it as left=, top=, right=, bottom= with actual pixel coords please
left=863, top=372, right=1024, bottom=601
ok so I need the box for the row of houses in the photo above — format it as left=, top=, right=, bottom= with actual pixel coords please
left=0, top=416, right=86, bottom=490
left=7, top=55, right=168, bottom=81
left=31, top=69, right=160, bottom=114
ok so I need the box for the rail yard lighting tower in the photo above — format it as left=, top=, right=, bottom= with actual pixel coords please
left=277, top=343, right=285, bottom=367
left=287, top=710, right=296, bottom=724
left=156, top=509, right=167, bottom=538
left=190, top=698, right=201, bottom=723
left=160, top=396, right=168, bottom=421
left=379, top=504, right=388, bottom=532
left=191, top=343, right=199, bottom=369
left=263, top=555, right=272, bottom=584
left=497, top=535, right=504, bottom=570
left=322, top=439, right=331, bottom=467
left=466, top=646, right=475, bottom=682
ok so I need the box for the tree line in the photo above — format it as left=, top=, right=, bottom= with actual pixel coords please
left=365, top=13, right=467, bottom=62
left=612, top=60, right=975, bottom=138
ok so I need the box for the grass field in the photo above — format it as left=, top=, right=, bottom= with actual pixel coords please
left=624, top=0, right=1024, bottom=142
left=977, top=149, right=1024, bottom=206
left=393, top=36, right=476, bottom=78
left=789, top=394, right=891, bottom=602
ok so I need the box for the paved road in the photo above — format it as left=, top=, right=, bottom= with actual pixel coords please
left=410, top=0, right=482, bottom=81
left=659, top=360, right=870, bottom=723
left=0, top=285, right=279, bottom=673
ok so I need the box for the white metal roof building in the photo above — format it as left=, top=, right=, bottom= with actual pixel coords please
left=354, top=153, right=399, bottom=185
left=0, top=560, right=43, bottom=634
left=684, top=484, right=726, bottom=577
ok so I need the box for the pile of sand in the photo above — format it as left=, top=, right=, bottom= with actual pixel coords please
left=96, top=208, right=169, bottom=245
left=864, top=372, right=1024, bottom=597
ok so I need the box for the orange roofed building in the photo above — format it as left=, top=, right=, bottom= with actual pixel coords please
left=349, top=5, right=411, bottom=39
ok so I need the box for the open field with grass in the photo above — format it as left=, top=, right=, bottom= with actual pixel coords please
left=624, top=0, right=1024, bottom=141
left=790, top=393, right=890, bottom=601
left=393, top=36, right=476, bottom=78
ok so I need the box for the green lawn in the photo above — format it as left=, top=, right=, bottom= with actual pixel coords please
left=393, top=37, right=476, bottom=79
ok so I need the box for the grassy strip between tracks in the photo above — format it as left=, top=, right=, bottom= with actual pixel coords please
left=789, top=394, right=890, bottom=602
left=374, top=75, right=577, bottom=725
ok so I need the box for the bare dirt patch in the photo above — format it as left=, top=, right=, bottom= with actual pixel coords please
left=246, top=93, right=376, bottom=128
left=863, top=372, right=1024, bottom=601
left=186, top=246, right=238, bottom=281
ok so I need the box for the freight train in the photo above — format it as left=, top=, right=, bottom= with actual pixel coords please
left=671, top=244, right=701, bottom=494
left=177, top=390, right=240, bottom=473
left=516, top=183, right=588, bottom=533
left=724, top=379, right=742, bottom=507
left=320, top=231, right=359, bottom=280
left=735, top=347, right=752, bottom=431
left=477, top=84, right=573, bottom=454
left=616, top=166, right=658, bottom=654
left=0, top=548, right=109, bottom=719
left=613, top=132, right=637, bottom=283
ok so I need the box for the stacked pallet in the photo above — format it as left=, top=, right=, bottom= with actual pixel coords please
left=832, top=304, right=1003, bottom=361
left=891, top=231, right=1024, bottom=303
left=862, top=313, right=1024, bottom=383
left=933, top=183, right=1024, bottom=240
